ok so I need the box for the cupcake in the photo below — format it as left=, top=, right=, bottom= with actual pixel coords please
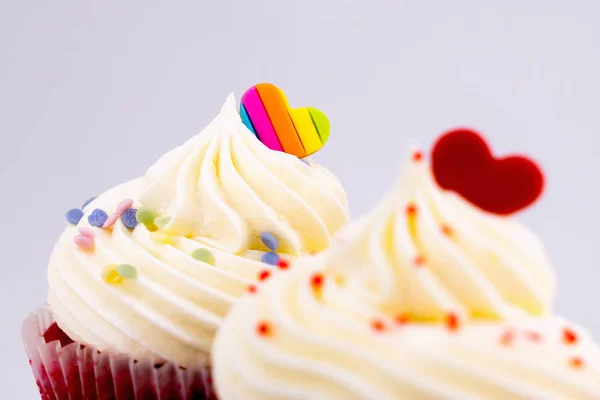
left=212, top=129, right=600, bottom=399
left=22, top=93, right=349, bottom=399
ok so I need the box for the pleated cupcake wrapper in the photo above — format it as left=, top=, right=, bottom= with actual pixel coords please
left=22, top=307, right=216, bottom=400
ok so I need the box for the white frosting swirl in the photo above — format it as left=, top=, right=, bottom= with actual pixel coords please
left=212, top=147, right=600, bottom=399
left=47, top=94, right=349, bottom=367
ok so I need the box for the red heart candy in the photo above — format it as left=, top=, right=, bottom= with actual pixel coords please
left=431, top=128, right=544, bottom=215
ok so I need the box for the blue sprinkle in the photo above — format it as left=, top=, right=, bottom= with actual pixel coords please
left=260, top=232, right=279, bottom=251
left=82, top=197, right=96, bottom=209
left=121, top=208, right=138, bottom=229
left=261, top=251, right=280, bottom=266
left=65, top=209, right=84, bottom=225
left=88, top=209, right=109, bottom=227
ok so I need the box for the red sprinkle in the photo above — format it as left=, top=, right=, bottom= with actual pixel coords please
left=406, top=203, right=418, bottom=216
left=525, top=331, right=542, bottom=343
left=441, top=224, right=454, bottom=237
left=394, top=314, right=410, bottom=325
left=277, top=259, right=290, bottom=270
left=247, top=284, right=257, bottom=294
left=371, top=319, right=386, bottom=332
left=563, top=328, right=578, bottom=346
left=414, top=255, right=426, bottom=267
left=499, top=330, right=515, bottom=346
left=446, top=313, right=460, bottom=332
left=256, top=321, right=272, bottom=337
left=258, top=269, right=271, bottom=282
left=412, top=151, right=423, bottom=162
left=569, top=356, right=584, bottom=369
left=310, top=273, right=325, bottom=290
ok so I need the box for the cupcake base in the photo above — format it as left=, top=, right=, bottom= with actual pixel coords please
left=22, top=307, right=216, bottom=400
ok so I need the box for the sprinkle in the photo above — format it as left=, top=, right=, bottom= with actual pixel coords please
left=101, top=264, right=123, bottom=284
left=88, top=209, right=109, bottom=227
left=121, top=208, right=138, bottom=229
left=78, top=227, right=95, bottom=238
left=258, top=269, right=271, bottom=282
left=247, top=284, right=258, bottom=294
left=65, top=209, right=84, bottom=225
left=310, top=273, right=325, bottom=290
left=117, top=263, right=137, bottom=279
left=406, top=203, right=417, bottom=216
left=441, top=224, right=454, bottom=237
left=82, top=197, right=96, bottom=209
left=150, top=232, right=172, bottom=244
left=371, top=319, right=386, bottom=332
left=563, top=328, right=578, bottom=345
left=277, top=259, right=290, bottom=270
left=394, top=314, right=410, bottom=325
left=569, top=356, right=584, bottom=369
left=155, top=217, right=171, bottom=228
left=414, top=255, right=426, bottom=267
left=102, top=212, right=119, bottom=229
left=499, top=330, right=515, bottom=346
left=191, top=248, right=215, bottom=265
left=525, top=331, right=542, bottom=343
left=116, top=199, right=134, bottom=215
left=261, top=252, right=280, bottom=265
left=136, top=208, right=156, bottom=226
left=260, top=232, right=279, bottom=251
left=446, top=312, right=460, bottom=332
left=412, top=151, right=423, bottom=162
left=256, top=321, right=272, bottom=337
left=74, top=235, right=94, bottom=251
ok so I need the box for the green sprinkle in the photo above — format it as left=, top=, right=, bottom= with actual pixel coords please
left=117, top=263, right=137, bottom=279
left=191, top=248, right=215, bottom=265
left=155, top=216, right=171, bottom=228
left=136, top=208, right=156, bottom=226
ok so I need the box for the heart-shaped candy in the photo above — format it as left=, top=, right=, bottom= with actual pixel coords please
left=431, top=128, right=545, bottom=215
left=240, top=83, right=330, bottom=158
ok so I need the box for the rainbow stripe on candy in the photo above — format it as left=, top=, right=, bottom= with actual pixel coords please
left=240, top=83, right=330, bottom=158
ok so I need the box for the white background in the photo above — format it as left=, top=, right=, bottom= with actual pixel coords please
left=1, top=1, right=599, bottom=398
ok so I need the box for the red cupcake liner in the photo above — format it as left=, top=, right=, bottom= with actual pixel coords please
left=22, top=307, right=217, bottom=400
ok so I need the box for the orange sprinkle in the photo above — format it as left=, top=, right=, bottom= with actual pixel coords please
left=525, top=331, right=542, bottom=343
left=406, top=203, right=418, bottom=216
left=277, top=259, right=290, bottom=270
left=446, top=313, right=460, bottom=332
left=394, top=314, right=410, bottom=325
left=247, top=284, right=257, bottom=294
left=371, top=319, right=386, bottom=332
left=258, top=269, right=271, bottom=282
left=310, top=273, right=325, bottom=289
left=563, top=328, right=578, bottom=346
left=569, top=356, right=584, bottom=369
left=441, top=224, right=453, bottom=237
left=256, top=321, right=272, bottom=337
left=414, top=255, right=426, bottom=267
left=499, top=330, right=515, bottom=346
left=412, top=151, right=423, bottom=162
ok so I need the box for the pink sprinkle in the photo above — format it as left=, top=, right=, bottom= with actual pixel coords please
left=116, top=199, right=134, bottom=216
left=102, top=213, right=119, bottom=229
left=78, top=227, right=95, bottom=238
left=74, top=235, right=94, bottom=251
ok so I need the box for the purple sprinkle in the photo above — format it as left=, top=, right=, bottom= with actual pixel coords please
left=88, top=209, right=109, bottom=227
left=82, top=197, right=96, bottom=209
left=65, top=209, right=84, bottom=225
left=261, top=251, right=280, bottom=266
left=121, top=208, right=138, bottom=229
left=260, top=232, right=279, bottom=251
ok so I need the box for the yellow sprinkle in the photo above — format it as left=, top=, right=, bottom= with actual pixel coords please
left=101, top=264, right=123, bottom=284
left=150, top=231, right=173, bottom=244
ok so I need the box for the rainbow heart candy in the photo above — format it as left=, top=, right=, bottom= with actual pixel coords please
left=240, top=83, right=330, bottom=158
